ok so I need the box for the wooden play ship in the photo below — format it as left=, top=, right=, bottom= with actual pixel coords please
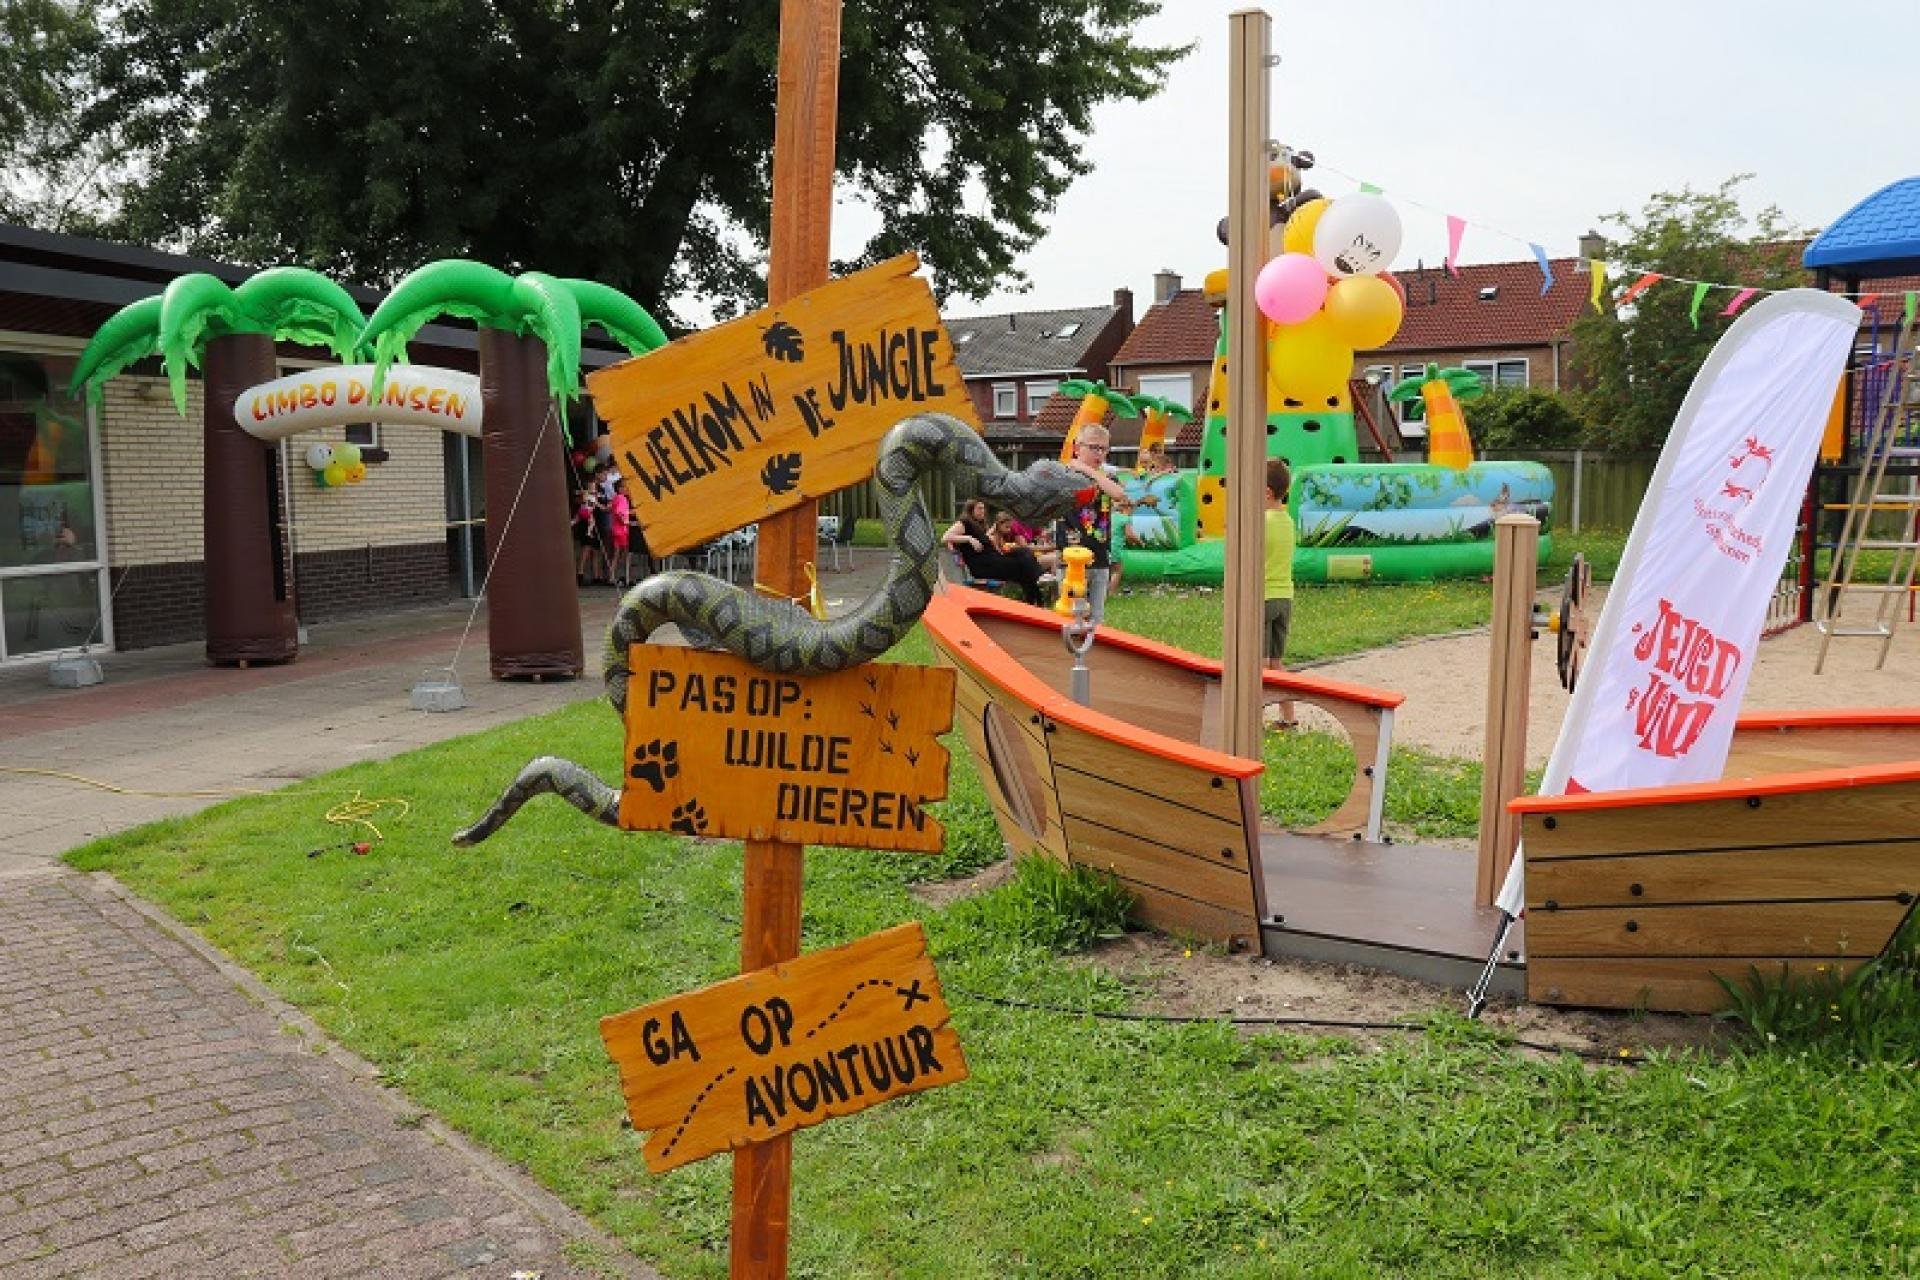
left=924, top=587, right=1920, bottom=1013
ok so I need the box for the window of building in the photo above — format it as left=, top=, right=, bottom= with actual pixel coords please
left=992, top=384, right=1017, bottom=418
left=1024, top=379, right=1059, bottom=411
left=1053, top=322, right=1081, bottom=339
left=1135, top=372, right=1194, bottom=410
left=1463, top=358, right=1529, bottom=390
left=1395, top=363, right=1429, bottom=425
left=0, top=348, right=108, bottom=660
left=344, top=422, right=379, bottom=447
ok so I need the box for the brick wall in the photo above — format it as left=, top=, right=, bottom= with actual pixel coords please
left=96, top=370, right=462, bottom=648
left=293, top=541, right=453, bottom=621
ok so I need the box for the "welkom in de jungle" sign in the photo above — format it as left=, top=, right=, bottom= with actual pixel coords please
left=586, top=252, right=975, bottom=555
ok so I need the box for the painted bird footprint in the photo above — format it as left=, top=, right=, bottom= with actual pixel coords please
left=669, top=799, right=709, bottom=835
left=630, top=739, right=680, bottom=793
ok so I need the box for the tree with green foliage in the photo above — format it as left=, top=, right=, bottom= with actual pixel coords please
left=48, top=0, right=1183, bottom=322
left=1463, top=387, right=1594, bottom=453
left=0, top=0, right=106, bottom=226
left=1569, top=176, right=1809, bottom=450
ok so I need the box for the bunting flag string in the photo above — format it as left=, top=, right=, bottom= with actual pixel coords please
left=1907, top=291, right=1918, bottom=327
left=1319, top=157, right=1897, bottom=308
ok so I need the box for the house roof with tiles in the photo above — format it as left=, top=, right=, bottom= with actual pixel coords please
left=946, top=303, right=1122, bottom=377
left=1109, top=289, right=1219, bottom=367
left=1372, top=258, right=1590, bottom=354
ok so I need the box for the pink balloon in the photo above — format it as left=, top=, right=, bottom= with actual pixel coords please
left=1254, top=252, right=1330, bottom=325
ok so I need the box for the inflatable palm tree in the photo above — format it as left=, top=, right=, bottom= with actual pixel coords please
left=1131, top=394, right=1194, bottom=457
left=1389, top=364, right=1484, bottom=471
left=72, top=269, right=367, bottom=664
left=1055, top=379, right=1141, bottom=461
left=358, top=262, right=667, bottom=679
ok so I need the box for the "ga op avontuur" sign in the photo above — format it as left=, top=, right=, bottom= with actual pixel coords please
left=601, top=922, right=967, bottom=1174
left=619, top=646, right=956, bottom=853
left=586, top=252, right=976, bottom=555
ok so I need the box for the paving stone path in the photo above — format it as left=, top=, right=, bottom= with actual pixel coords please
left=0, top=869, right=652, bottom=1278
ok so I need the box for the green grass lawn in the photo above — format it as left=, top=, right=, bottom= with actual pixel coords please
left=66, top=529, right=1920, bottom=1278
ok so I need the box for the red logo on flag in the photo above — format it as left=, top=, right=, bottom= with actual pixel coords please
left=1623, top=598, right=1744, bottom=759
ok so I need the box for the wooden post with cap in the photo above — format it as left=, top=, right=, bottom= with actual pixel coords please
left=731, top=1, right=841, bottom=1275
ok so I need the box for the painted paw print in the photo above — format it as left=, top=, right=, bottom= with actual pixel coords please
left=669, top=799, right=709, bottom=836
left=630, top=739, right=680, bottom=793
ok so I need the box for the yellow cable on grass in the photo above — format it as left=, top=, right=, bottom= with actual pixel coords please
left=0, top=766, right=274, bottom=799
left=322, top=791, right=412, bottom=842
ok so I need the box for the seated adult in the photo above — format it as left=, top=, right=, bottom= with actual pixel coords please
left=1123, top=449, right=1183, bottom=549
left=991, top=510, right=1059, bottom=575
left=943, top=498, right=1048, bottom=605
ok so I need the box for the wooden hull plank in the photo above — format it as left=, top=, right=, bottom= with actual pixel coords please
left=1529, top=957, right=1868, bottom=1014
left=1048, top=727, right=1247, bottom=826
left=1528, top=841, right=1920, bottom=907
left=1524, top=899, right=1913, bottom=959
left=1520, top=779, right=1920, bottom=857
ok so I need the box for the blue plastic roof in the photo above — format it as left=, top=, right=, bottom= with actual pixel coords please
left=1803, top=177, right=1920, bottom=274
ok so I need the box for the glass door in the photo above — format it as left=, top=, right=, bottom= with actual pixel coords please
left=0, top=349, right=109, bottom=661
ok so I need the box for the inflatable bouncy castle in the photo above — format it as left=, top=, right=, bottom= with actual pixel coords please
left=1116, top=163, right=1552, bottom=585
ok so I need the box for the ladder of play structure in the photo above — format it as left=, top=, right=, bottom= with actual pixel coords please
left=1814, top=311, right=1920, bottom=672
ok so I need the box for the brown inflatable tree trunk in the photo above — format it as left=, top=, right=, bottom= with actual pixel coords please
left=480, top=329, right=582, bottom=679
left=201, top=334, right=298, bottom=665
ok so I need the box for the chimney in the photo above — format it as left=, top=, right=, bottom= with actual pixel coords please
left=1577, top=230, right=1607, bottom=264
left=1113, top=286, right=1133, bottom=320
left=1153, top=270, right=1182, bottom=303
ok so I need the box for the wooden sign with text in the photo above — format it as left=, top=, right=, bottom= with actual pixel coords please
left=587, top=252, right=976, bottom=555
left=601, top=922, right=968, bottom=1173
left=619, top=646, right=956, bottom=852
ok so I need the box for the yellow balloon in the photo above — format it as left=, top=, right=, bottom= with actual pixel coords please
left=1267, top=312, right=1353, bottom=405
left=322, top=462, right=348, bottom=487
left=1281, top=198, right=1330, bottom=256
left=1321, top=274, right=1405, bottom=349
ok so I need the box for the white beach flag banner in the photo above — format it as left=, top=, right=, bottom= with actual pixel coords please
left=1495, top=289, right=1860, bottom=919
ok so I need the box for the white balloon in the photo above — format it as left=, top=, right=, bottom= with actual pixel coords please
left=304, top=443, right=334, bottom=471
left=1312, top=194, right=1403, bottom=278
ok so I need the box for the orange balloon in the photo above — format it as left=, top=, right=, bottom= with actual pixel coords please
left=1281, top=198, right=1329, bottom=256
left=1322, top=275, right=1405, bottom=349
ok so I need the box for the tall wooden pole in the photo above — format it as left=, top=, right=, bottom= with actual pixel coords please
left=731, top=1, right=839, bottom=1275
left=1220, top=10, right=1271, bottom=758
left=1476, top=514, right=1538, bottom=904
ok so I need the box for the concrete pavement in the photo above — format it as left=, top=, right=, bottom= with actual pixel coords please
left=0, top=551, right=894, bottom=1277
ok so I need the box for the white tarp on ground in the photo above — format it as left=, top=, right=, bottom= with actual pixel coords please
left=1496, top=289, right=1861, bottom=919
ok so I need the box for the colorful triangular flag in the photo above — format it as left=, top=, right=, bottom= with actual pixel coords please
left=1445, top=216, right=1466, bottom=277
left=1618, top=272, right=1662, bottom=308
left=1588, top=260, right=1610, bottom=313
left=1720, top=287, right=1758, bottom=318
left=1529, top=244, right=1554, bottom=296
left=1689, top=282, right=1711, bottom=328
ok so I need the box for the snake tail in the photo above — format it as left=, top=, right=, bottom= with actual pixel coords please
left=450, top=755, right=620, bottom=846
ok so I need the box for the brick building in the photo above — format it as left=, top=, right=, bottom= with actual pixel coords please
left=0, top=223, right=628, bottom=661
left=945, top=287, right=1134, bottom=460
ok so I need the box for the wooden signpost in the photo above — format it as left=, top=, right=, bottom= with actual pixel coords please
left=601, top=923, right=967, bottom=1174
left=588, top=252, right=975, bottom=555
left=618, top=647, right=956, bottom=852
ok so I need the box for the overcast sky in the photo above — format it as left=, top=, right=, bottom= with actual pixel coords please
left=854, top=0, right=1918, bottom=320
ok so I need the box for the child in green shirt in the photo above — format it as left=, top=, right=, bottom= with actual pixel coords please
left=1264, top=459, right=1297, bottom=729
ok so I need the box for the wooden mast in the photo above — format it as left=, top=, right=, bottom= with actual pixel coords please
left=730, top=2, right=840, bottom=1275
left=1220, top=9, right=1272, bottom=758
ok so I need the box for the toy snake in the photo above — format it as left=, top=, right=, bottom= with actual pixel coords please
left=452, top=412, right=1083, bottom=845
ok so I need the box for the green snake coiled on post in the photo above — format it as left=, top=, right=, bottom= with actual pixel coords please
left=451, top=412, right=1083, bottom=845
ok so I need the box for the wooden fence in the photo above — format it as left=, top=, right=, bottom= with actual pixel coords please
left=1481, top=449, right=1659, bottom=532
